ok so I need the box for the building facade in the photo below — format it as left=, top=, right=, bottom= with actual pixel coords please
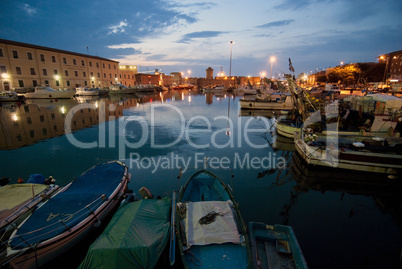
left=118, top=65, right=138, bottom=87
left=0, top=39, right=119, bottom=91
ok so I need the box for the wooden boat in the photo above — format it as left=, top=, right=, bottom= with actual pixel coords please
left=20, top=86, right=75, bottom=99
left=239, top=93, right=294, bottom=110
left=78, top=196, right=171, bottom=269
left=294, top=131, right=402, bottom=176
left=248, top=222, right=308, bottom=269
left=108, top=84, right=137, bottom=94
left=5, top=160, right=130, bottom=269
left=202, top=85, right=227, bottom=93
left=175, top=169, right=251, bottom=268
left=0, top=183, right=60, bottom=263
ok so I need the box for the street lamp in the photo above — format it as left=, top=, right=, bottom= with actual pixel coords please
left=229, top=41, right=234, bottom=77
left=270, top=56, right=276, bottom=79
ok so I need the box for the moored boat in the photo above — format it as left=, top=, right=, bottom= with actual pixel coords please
left=175, top=169, right=251, bottom=268
left=78, top=196, right=171, bottom=269
left=294, top=131, right=402, bottom=176
left=75, top=87, right=99, bottom=96
left=5, top=160, right=130, bottom=269
left=240, top=93, right=294, bottom=110
left=0, top=91, right=19, bottom=102
left=20, top=86, right=75, bottom=99
left=276, top=119, right=303, bottom=139
left=248, top=222, right=308, bottom=269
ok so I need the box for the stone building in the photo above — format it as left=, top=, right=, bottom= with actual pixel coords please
left=0, top=39, right=119, bottom=91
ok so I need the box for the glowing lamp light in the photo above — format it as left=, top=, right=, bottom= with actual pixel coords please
left=60, top=106, right=66, bottom=114
left=12, top=114, right=18, bottom=121
left=1, top=73, right=9, bottom=79
left=54, top=75, right=60, bottom=80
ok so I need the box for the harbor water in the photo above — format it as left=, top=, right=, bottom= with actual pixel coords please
left=1, top=90, right=401, bottom=268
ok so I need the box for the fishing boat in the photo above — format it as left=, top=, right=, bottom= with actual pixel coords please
left=294, top=131, right=402, bottom=176
left=248, top=222, right=308, bottom=269
left=78, top=196, right=171, bottom=269
left=175, top=169, right=251, bottom=268
left=20, top=86, right=75, bottom=99
left=202, top=85, right=227, bottom=93
left=75, top=87, right=99, bottom=96
left=108, top=84, right=137, bottom=94
left=5, top=160, right=130, bottom=269
left=239, top=93, right=294, bottom=110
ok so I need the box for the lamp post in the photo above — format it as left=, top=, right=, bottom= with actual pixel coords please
left=229, top=41, right=234, bottom=77
left=270, top=56, right=276, bottom=79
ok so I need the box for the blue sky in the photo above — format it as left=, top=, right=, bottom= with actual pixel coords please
left=1, top=0, right=401, bottom=78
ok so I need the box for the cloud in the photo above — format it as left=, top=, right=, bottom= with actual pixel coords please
left=256, top=20, right=294, bottom=28
left=22, top=4, right=38, bottom=15
left=108, top=19, right=128, bottom=35
left=177, top=31, right=226, bottom=43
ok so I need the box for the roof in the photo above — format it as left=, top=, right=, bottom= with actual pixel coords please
left=0, top=39, right=119, bottom=63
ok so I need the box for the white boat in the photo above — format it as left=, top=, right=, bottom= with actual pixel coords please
left=75, top=87, right=99, bottom=96
left=20, top=86, right=75, bottom=99
left=276, top=119, right=303, bottom=138
left=235, top=85, right=257, bottom=95
left=0, top=91, right=19, bottom=102
left=239, top=93, right=294, bottom=110
left=294, top=131, right=402, bottom=176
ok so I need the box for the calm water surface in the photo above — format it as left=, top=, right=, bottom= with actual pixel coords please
left=0, top=90, right=401, bottom=268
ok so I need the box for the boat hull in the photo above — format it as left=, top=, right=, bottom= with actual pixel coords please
left=22, top=91, right=75, bottom=99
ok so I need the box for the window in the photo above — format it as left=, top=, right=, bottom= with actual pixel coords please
left=73, top=59, right=77, bottom=65
left=114, top=65, right=116, bottom=70
left=83, top=71, right=86, bottom=77
left=63, top=57, right=67, bottom=64
left=97, top=73, right=100, bottom=78
left=44, top=80, right=49, bottom=85
left=66, top=81, right=70, bottom=86
left=103, top=63, right=105, bottom=68
left=90, top=72, right=93, bottom=76
left=0, top=48, right=3, bottom=57
left=16, top=67, right=22, bottom=75
left=81, top=60, right=85, bottom=66
left=40, top=54, right=45, bottom=62
left=104, top=73, right=106, bottom=78
left=18, top=80, right=24, bottom=87
left=0, top=66, right=6, bottom=73
left=52, top=56, right=56, bottom=62
left=51, top=113, right=55, bottom=120
left=40, top=115, right=45, bottom=122
left=29, top=130, right=35, bottom=138
left=12, top=50, right=18, bottom=59
left=96, top=63, right=99, bottom=68
left=27, top=52, right=33, bottom=60
left=30, top=68, right=36, bottom=75
left=65, top=70, right=69, bottom=76
left=43, top=128, right=47, bottom=136
left=27, top=117, right=32, bottom=124
left=89, top=61, right=92, bottom=67
left=108, top=64, right=111, bottom=69
left=54, top=69, right=58, bottom=75
left=56, top=80, right=60, bottom=87
left=43, top=69, right=47, bottom=76
left=84, top=81, right=88, bottom=86
left=75, top=71, right=78, bottom=77
left=33, top=80, right=38, bottom=87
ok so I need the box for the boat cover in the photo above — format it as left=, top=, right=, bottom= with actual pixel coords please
left=8, top=161, right=127, bottom=250
left=0, top=184, right=48, bottom=220
left=182, top=200, right=240, bottom=248
left=27, top=174, right=45, bottom=184
left=78, top=198, right=171, bottom=269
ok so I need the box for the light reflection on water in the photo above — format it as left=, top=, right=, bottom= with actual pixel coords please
left=0, top=90, right=401, bottom=269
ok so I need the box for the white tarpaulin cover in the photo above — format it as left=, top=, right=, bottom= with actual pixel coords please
left=183, top=200, right=240, bottom=247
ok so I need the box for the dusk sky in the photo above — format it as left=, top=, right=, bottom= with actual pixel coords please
left=1, top=0, right=401, bottom=78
